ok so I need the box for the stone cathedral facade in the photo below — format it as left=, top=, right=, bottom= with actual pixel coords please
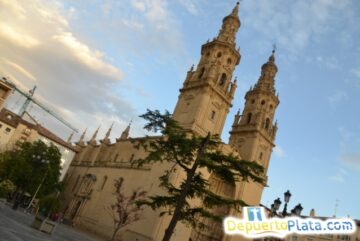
left=62, top=3, right=280, bottom=241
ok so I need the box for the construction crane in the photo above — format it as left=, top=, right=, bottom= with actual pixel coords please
left=2, top=77, right=78, bottom=133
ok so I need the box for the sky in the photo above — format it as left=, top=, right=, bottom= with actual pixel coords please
left=1, top=0, right=360, bottom=219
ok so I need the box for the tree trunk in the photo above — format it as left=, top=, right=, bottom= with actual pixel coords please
left=162, top=133, right=210, bottom=241
left=110, top=227, right=120, bottom=241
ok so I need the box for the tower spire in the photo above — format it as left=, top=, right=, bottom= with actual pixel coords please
left=104, top=122, right=114, bottom=140
left=67, top=131, right=74, bottom=143
left=119, top=120, right=132, bottom=140
left=217, top=2, right=241, bottom=45
left=253, top=48, right=278, bottom=94
left=89, top=125, right=101, bottom=143
left=78, top=128, right=87, bottom=143
left=101, top=122, right=114, bottom=145
left=231, top=1, right=240, bottom=16
left=76, top=128, right=87, bottom=147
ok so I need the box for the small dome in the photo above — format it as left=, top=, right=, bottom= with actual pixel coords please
left=261, top=52, right=278, bottom=73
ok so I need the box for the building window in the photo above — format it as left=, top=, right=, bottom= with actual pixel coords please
left=265, top=118, right=270, bottom=129
left=210, top=111, right=216, bottom=120
left=227, top=58, right=232, bottom=65
left=219, top=73, right=226, bottom=86
left=247, top=113, right=252, bottom=124
left=5, top=127, right=11, bottom=133
left=259, top=152, right=263, bottom=160
left=217, top=52, right=222, bottom=58
left=261, top=100, right=266, bottom=105
left=198, top=67, right=205, bottom=79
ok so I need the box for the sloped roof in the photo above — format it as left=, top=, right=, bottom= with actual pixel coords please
left=0, top=108, right=77, bottom=152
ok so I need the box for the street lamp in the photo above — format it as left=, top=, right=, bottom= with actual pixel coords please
left=282, top=190, right=292, bottom=216
left=270, top=190, right=303, bottom=217
left=270, top=197, right=282, bottom=216
left=291, top=204, right=303, bottom=216
left=26, top=154, right=50, bottom=211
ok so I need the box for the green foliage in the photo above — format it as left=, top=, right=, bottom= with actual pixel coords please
left=133, top=109, right=265, bottom=241
left=39, top=195, right=60, bottom=217
left=0, top=140, right=62, bottom=198
left=0, top=179, right=15, bottom=198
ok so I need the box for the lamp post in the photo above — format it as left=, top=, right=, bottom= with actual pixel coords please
left=270, top=190, right=303, bottom=217
left=26, top=153, right=50, bottom=211
left=282, top=190, right=292, bottom=216
left=270, top=197, right=282, bottom=217
left=291, top=204, right=303, bottom=216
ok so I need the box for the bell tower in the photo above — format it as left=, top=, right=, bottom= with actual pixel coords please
left=173, top=2, right=241, bottom=137
left=229, top=50, right=280, bottom=175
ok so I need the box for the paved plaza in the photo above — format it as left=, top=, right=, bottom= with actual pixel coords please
left=0, top=204, right=104, bottom=241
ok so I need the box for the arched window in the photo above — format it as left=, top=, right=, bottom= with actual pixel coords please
left=265, top=118, right=270, bottom=129
left=210, top=111, right=216, bottom=120
left=198, top=67, right=205, bottom=79
left=259, top=152, right=263, bottom=160
left=219, top=73, right=226, bottom=86
left=247, top=113, right=252, bottom=124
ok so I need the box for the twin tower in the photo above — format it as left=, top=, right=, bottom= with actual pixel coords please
left=173, top=2, right=279, bottom=174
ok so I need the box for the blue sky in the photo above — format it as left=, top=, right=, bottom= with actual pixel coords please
left=1, top=0, right=359, bottom=219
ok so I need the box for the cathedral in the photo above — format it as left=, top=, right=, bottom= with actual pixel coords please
left=62, top=3, right=280, bottom=241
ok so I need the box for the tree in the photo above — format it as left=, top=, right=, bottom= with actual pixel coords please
left=107, top=177, right=147, bottom=241
left=133, top=109, right=265, bottom=241
left=0, top=179, right=15, bottom=198
left=38, top=194, right=61, bottom=217
left=0, top=140, right=62, bottom=199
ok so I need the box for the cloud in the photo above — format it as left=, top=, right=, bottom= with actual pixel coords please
left=131, top=0, right=146, bottom=12
left=329, top=168, right=347, bottom=183
left=346, top=67, right=360, bottom=87
left=350, top=67, right=360, bottom=78
left=273, top=145, right=285, bottom=158
left=0, top=0, right=140, bottom=140
left=0, top=23, right=39, bottom=48
left=316, top=56, right=340, bottom=70
left=327, top=90, right=348, bottom=104
left=242, top=0, right=352, bottom=54
left=53, top=32, right=122, bottom=79
left=120, top=20, right=144, bottom=30
left=0, top=0, right=26, bottom=19
left=329, top=173, right=345, bottom=183
left=2, top=59, right=37, bottom=81
left=341, top=154, right=360, bottom=171
left=337, top=127, right=360, bottom=172
left=177, top=0, right=199, bottom=15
